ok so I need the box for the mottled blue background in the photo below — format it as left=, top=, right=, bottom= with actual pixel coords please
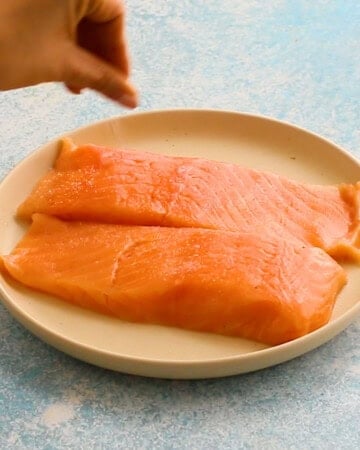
left=0, top=1, right=359, bottom=448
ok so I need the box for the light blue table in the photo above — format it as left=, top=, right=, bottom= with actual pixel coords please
left=1, top=2, right=359, bottom=448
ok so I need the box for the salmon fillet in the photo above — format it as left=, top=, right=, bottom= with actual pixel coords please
left=0, top=214, right=347, bottom=345
left=17, top=140, right=360, bottom=261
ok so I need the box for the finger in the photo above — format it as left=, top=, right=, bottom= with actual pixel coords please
left=65, top=84, right=82, bottom=95
left=85, top=0, right=125, bottom=22
left=84, top=0, right=129, bottom=76
left=63, top=44, right=137, bottom=108
left=77, top=17, right=130, bottom=78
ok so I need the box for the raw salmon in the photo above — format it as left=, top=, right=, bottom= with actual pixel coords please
left=17, top=140, right=360, bottom=261
left=0, top=214, right=347, bottom=345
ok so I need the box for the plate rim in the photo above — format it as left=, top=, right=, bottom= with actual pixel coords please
left=1, top=277, right=359, bottom=365
left=2, top=107, right=360, bottom=184
left=1, top=108, right=359, bottom=376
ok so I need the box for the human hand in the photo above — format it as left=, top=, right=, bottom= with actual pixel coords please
left=0, top=0, right=137, bottom=108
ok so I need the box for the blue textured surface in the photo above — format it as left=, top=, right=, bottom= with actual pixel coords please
left=0, top=1, right=359, bottom=448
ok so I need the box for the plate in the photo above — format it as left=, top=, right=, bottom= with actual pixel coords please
left=0, top=109, right=359, bottom=379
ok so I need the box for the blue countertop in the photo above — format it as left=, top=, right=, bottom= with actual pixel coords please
left=1, top=1, right=359, bottom=448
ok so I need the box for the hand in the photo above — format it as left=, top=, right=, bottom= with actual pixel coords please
left=0, top=0, right=138, bottom=108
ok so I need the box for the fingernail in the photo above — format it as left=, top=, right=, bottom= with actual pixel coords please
left=116, top=93, right=138, bottom=109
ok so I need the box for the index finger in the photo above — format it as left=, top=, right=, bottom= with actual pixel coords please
left=83, top=0, right=129, bottom=76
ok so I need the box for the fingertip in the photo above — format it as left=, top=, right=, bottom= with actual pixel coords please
left=114, top=79, right=139, bottom=107
left=119, top=93, right=138, bottom=109
left=63, top=45, right=138, bottom=107
left=65, top=83, right=82, bottom=95
left=109, top=92, right=138, bottom=109
left=122, top=78, right=138, bottom=97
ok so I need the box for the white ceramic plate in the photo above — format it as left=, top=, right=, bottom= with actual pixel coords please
left=0, top=110, right=359, bottom=379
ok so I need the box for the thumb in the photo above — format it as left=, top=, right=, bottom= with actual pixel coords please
left=62, top=44, right=138, bottom=108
